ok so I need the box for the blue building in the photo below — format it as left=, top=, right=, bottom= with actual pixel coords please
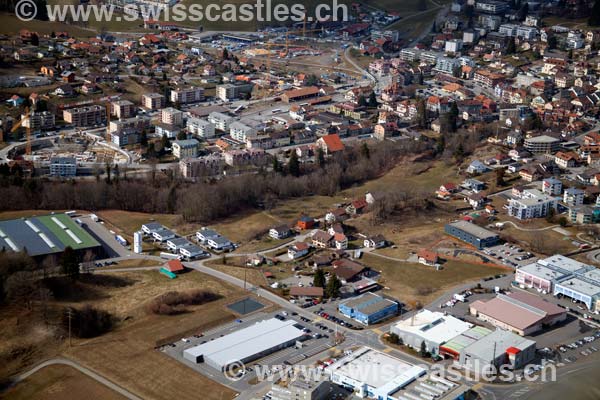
left=444, top=220, right=499, bottom=249
left=338, top=292, right=398, bottom=325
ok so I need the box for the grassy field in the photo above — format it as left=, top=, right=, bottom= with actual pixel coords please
left=0, top=13, right=96, bottom=37
left=96, top=210, right=199, bottom=237
left=108, top=258, right=162, bottom=269
left=361, top=253, right=508, bottom=305
left=4, top=364, right=125, bottom=400
left=61, top=270, right=239, bottom=400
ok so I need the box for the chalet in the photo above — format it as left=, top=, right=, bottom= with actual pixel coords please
left=346, top=198, right=368, bottom=215
left=364, top=235, right=386, bottom=249
left=554, top=151, right=578, bottom=169
left=417, top=249, right=439, bottom=267
left=334, top=233, right=348, bottom=250
left=325, top=208, right=349, bottom=224
left=269, top=225, right=291, bottom=240
left=288, top=242, right=310, bottom=260
left=332, top=259, right=370, bottom=283
left=312, top=230, right=334, bottom=248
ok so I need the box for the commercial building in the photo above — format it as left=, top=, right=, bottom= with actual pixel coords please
left=469, top=292, right=567, bottom=336
left=183, top=318, right=305, bottom=370
left=170, top=87, right=205, bottom=104
left=554, top=268, right=600, bottom=312
left=271, top=378, right=330, bottom=400
left=508, top=189, right=558, bottom=220
left=439, top=326, right=492, bottom=360
left=49, top=157, right=77, bottom=177
left=63, top=105, right=106, bottom=127
left=0, top=213, right=101, bottom=258
left=329, top=347, right=427, bottom=399
left=390, top=310, right=472, bottom=355
left=172, top=139, right=199, bottom=159
left=457, top=330, right=536, bottom=374
left=142, top=93, right=166, bottom=110
left=282, top=87, right=320, bottom=103
left=524, top=135, right=560, bottom=154
left=444, top=220, right=499, bottom=249
left=338, top=292, right=398, bottom=325
left=515, top=255, right=591, bottom=294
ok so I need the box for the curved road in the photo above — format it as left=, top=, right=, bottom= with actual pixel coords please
left=12, top=358, right=142, bottom=400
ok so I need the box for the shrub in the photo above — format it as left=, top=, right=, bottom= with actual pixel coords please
left=63, top=306, right=114, bottom=338
left=146, top=290, right=221, bottom=315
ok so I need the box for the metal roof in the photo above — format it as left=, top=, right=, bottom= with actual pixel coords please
left=184, top=318, right=304, bottom=368
left=0, top=214, right=100, bottom=257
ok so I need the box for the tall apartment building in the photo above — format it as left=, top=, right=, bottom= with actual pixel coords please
left=170, top=87, right=205, bottom=104
left=109, top=116, right=151, bottom=147
left=161, top=107, right=184, bottom=126
left=111, top=100, right=135, bottom=119
left=208, top=112, right=234, bottom=132
left=216, top=83, right=254, bottom=101
left=172, top=139, right=199, bottom=159
left=22, top=111, right=55, bottom=131
left=63, top=105, right=106, bottom=127
left=187, top=117, right=215, bottom=138
left=508, top=189, right=558, bottom=220
left=142, top=93, right=166, bottom=110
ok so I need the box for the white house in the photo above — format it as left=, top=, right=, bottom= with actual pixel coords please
left=288, top=242, right=309, bottom=259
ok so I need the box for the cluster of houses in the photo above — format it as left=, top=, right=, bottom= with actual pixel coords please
left=141, top=222, right=208, bottom=260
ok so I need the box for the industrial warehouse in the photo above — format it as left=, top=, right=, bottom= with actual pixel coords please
left=329, top=347, right=466, bottom=400
left=338, top=292, right=399, bottom=325
left=515, top=255, right=600, bottom=312
left=469, top=292, right=567, bottom=336
left=183, top=318, right=306, bottom=370
left=0, top=213, right=101, bottom=258
left=390, top=310, right=473, bottom=355
left=444, top=220, right=499, bottom=249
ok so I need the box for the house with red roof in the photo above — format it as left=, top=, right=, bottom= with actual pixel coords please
left=164, top=259, right=185, bottom=273
left=316, top=133, right=344, bottom=155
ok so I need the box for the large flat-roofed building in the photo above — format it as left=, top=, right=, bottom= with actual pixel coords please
left=329, top=347, right=427, bottom=399
left=508, top=189, right=558, bottom=220
left=390, top=310, right=473, bottom=355
left=524, top=135, right=560, bottom=154
left=282, top=86, right=320, bottom=103
left=338, top=292, right=398, bottom=325
left=515, top=255, right=590, bottom=293
left=444, top=220, right=499, bottom=249
left=439, top=326, right=492, bottom=360
left=470, top=292, right=567, bottom=336
left=458, top=330, right=536, bottom=374
left=271, top=378, right=330, bottom=400
left=183, top=318, right=305, bottom=370
left=554, top=268, right=600, bottom=312
left=0, top=213, right=101, bottom=258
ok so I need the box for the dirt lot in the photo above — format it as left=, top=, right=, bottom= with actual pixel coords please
left=3, top=364, right=125, bottom=400
left=361, top=253, right=508, bottom=305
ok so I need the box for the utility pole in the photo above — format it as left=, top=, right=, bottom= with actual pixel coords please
left=66, top=308, right=73, bottom=347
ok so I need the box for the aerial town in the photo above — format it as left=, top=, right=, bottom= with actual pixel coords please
left=1, top=0, right=600, bottom=399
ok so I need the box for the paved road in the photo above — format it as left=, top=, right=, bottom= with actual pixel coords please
left=12, top=358, right=142, bottom=400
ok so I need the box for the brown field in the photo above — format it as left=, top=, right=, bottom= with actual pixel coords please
left=3, top=364, right=125, bottom=400
left=361, top=253, right=508, bottom=305
left=61, top=270, right=240, bottom=400
left=0, top=209, right=67, bottom=220
left=107, top=258, right=161, bottom=269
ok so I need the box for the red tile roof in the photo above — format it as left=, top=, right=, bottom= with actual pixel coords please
left=165, top=260, right=184, bottom=273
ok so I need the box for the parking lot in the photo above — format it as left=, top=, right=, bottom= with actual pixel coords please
left=484, top=243, right=537, bottom=269
left=161, top=309, right=336, bottom=390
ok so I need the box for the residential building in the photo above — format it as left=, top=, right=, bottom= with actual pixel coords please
left=288, top=242, right=309, bottom=259
left=269, top=225, right=291, bottom=240
left=161, top=107, right=184, bottom=126
left=230, top=120, right=259, bottom=142
left=170, top=87, right=205, bottom=104
left=524, top=135, right=560, bottom=154
left=187, top=117, right=216, bottom=138
left=542, top=177, right=562, bottom=196
left=563, top=188, right=584, bottom=207
left=63, top=105, right=106, bottom=127
left=216, top=83, right=254, bottom=101
left=111, top=100, right=135, bottom=119
left=208, top=112, right=234, bottom=132
left=508, top=189, right=558, bottom=220
left=142, top=93, right=165, bottom=110
left=49, top=157, right=77, bottom=177
left=22, top=111, right=55, bottom=131
left=172, top=139, right=199, bottom=159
